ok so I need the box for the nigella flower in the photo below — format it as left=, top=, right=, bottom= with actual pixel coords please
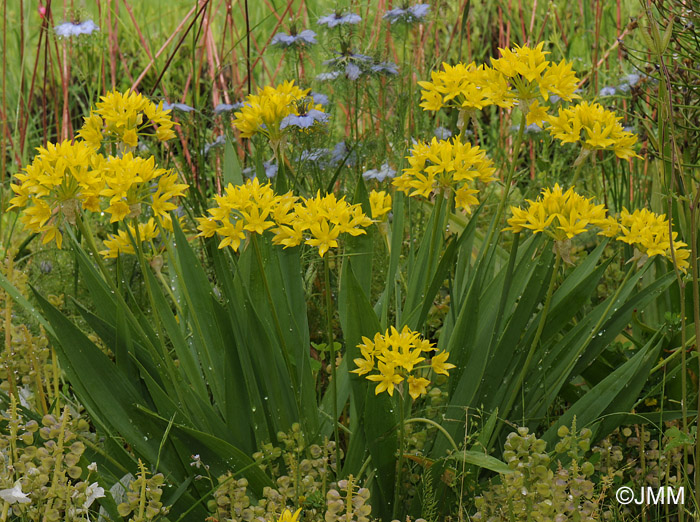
left=316, top=71, right=341, bottom=81
left=383, top=3, right=430, bottom=24
left=162, top=102, right=195, bottom=112
left=242, top=160, right=278, bottom=179
left=599, top=86, right=616, bottom=97
left=301, top=148, right=330, bottom=163
left=323, top=52, right=373, bottom=81
left=370, top=61, right=399, bottom=76
left=330, top=141, right=356, bottom=167
left=203, top=135, right=227, bottom=155
left=214, top=102, right=244, bottom=115
left=318, top=11, right=362, bottom=28
left=280, top=109, right=329, bottom=130
left=310, top=92, right=329, bottom=106
left=434, top=127, right=452, bottom=140
left=271, top=29, right=317, bottom=48
left=55, top=19, right=99, bottom=38
left=363, top=162, right=396, bottom=182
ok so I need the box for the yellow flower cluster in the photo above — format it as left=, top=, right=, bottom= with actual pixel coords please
left=78, top=90, right=177, bottom=149
left=197, top=179, right=372, bottom=258
left=546, top=101, right=639, bottom=160
left=100, top=153, right=188, bottom=223
left=8, top=141, right=104, bottom=248
left=392, top=137, right=495, bottom=213
left=419, top=43, right=579, bottom=117
left=233, top=81, right=325, bottom=142
left=418, top=62, right=513, bottom=113
left=197, top=177, right=297, bottom=252
left=9, top=92, right=187, bottom=252
left=99, top=218, right=159, bottom=258
left=490, top=42, right=579, bottom=103
left=606, top=208, right=689, bottom=271
left=351, top=326, right=454, bottom=399
left=504, top=184, right=609, bottom=240
left=369, top=190, right=392, bottom=220
left=272, top=190, right=372, bottom=257
left=505, top=186, right=689, bottom=271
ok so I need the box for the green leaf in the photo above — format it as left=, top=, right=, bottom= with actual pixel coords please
left=224, top=139, right=244, bottom=187
left=449, top=450, right=513, bottom=475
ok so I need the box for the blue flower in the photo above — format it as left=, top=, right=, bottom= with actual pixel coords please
left=214, top=102, right=244, bottom=115
left=599, top=86, right=616, bottom=97
left=203, top=135, right=227, bottom=155
left=363, top=162, right=396, bottom=182
left=345, top=63, right=362, bottom=81
left=323, top=52, right=373, bottom=81
left=318, top=12, right=362, bottom=28
left=434, top=127, right=452, bottom=140
left=370, top=61, right=399, bottom=76
left=310, top=92, right=329, bottom=106
left=271, top=29, right=317, bottom=48
left=316, top=71, right=341, bottom=81
left=162, top=102, right=195, bottom=112
left=301, top=148, right=330, bottom=163
left=623, top=73, right=641, bottom=86
left=243, top=160, right=278, bottom=179
left=55, top=19, right=99, bottom=38
left=280, top=109, right=329, bottom=130
left=330, top=141, right=356, bottom=167
left=549, top=94, right=561, bottom=103
left=383, top=3, right=430, bottom=24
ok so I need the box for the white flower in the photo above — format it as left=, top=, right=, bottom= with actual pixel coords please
left=87, top=462, right=98, bottom=472
left=0, top=481, right=31, bottom=505
left=83, top=482, right=105, bottom=509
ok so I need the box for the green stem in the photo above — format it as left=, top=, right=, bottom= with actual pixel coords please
left=323, top=255, right=341, bottom=475
left=392, top=389, right=407, bottom=520
left=404, top=417, right=461, bottom=454
left=483, top=119, right=526, bottom=253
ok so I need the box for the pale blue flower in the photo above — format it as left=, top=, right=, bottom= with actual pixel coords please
left=243, top=160, right=278, bottom=179
left=214, top=102, right=244, bottom=114
left=316, top=71, right=341, bottom=81
left=599, top=86, right=616, bottom=97
left=370, top=61, right=399, bottom=75
left=434, top=127, right=452, bottom=140
left=55, top=19, right=99, bottom=38
left=318, top=12, right=361, bottom=28
left=383, top=4, right=430, bottom=24
left=162, top=102, right=195, bottom=112
left=280, top=109, right=329, bottom=129
left=203, top=135, right=227, bottom=155
left=363, top=162, right=396, bottom=182
left=271, top=29, right=317, bottom=48
left=310, top=92, right=329, bottom=106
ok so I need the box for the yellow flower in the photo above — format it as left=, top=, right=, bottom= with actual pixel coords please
left=80, top=90, right=177, bottom=150
left=369, top=190, right=392, bottom=220
left=99, top=218, right=159, bottom=258
left=407, top=376, right=431, bottom=400
left=430, top=351, right=455, bottom=376
left=393, top=137, right=494, bottom=213
left=545, top=101, right=640, bottom=159
left=8, top=140, right=104, bottom=248
left=367, top=361, right=404, bottom=396
left=614, top=208, right=689, bottom=271
left=277, top=508, right=302, bottom=522
left=505, top=184, right=608, bottom=241
left=354, top=326, right=451, bottom=400
left=233, top=81, right=325, bottom=142
left=100, top=153, right=187, bottom=223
